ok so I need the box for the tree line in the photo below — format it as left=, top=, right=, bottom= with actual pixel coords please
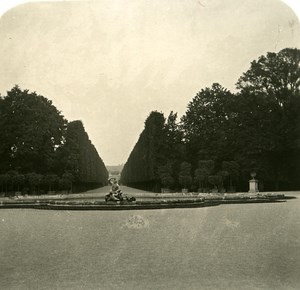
left=0, top=86, right=108, bottom=195
left=121, top=48, right=300, bottom=192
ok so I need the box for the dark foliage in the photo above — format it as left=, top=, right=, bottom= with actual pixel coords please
left=122, top=48, right=300, bottom=192
left=0, top=86, right=108, bottom=195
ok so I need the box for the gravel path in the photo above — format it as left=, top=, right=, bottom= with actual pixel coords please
left=87, top=185, right=153, bottom=194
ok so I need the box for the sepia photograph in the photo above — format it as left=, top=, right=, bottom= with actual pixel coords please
left=0, top=0, right=299, bottom=289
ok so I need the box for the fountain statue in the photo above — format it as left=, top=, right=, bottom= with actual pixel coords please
left=248, top=172, right=259, bottom=193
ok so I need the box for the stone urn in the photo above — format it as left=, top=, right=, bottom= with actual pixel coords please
left=248, top=172, right=259, bottom=193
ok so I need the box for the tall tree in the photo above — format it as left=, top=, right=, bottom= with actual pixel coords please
left=56, top=120, right=108, bottom=190
left=235, top=48, right=300, bottom=189
left=181, top=83, right=235, bottom=165
left=121, top=111, right=168, bottom=191
left=236, top=48, right=300, bottom=99
left=0, top=86, right=67, bottom=173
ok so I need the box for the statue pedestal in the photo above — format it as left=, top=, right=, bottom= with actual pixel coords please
left=248, top=179, right=259, bottom=193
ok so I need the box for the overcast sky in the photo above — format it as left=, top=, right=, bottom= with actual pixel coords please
left=0, top=0, right=299, bottom=165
